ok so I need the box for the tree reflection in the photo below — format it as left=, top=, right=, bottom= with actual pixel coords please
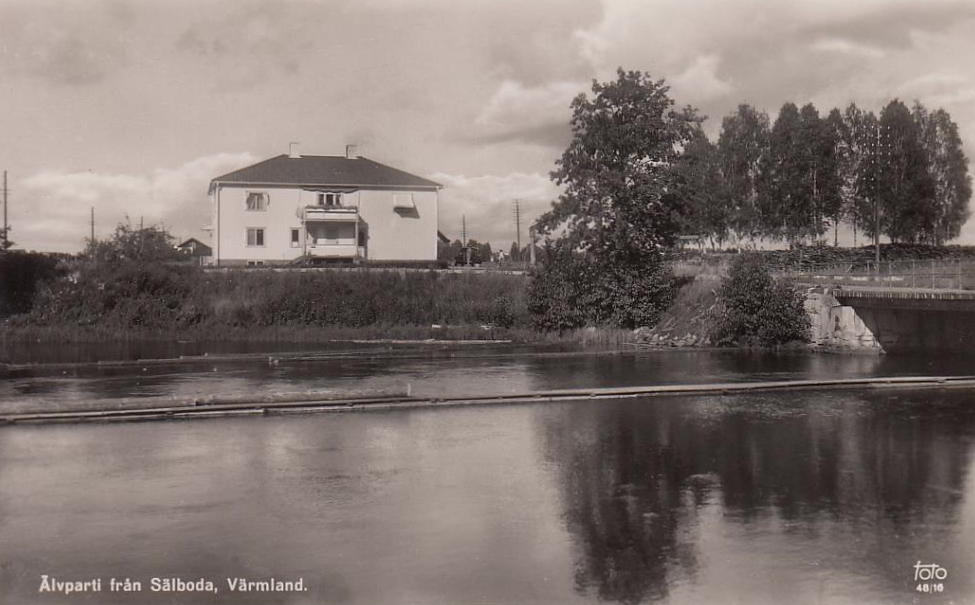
left=539, top=390, right=975, bottom=604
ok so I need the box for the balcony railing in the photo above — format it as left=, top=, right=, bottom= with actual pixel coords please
left=306, top=243, right=365, bottom=259
left=303, top=205, right=359, bottom=222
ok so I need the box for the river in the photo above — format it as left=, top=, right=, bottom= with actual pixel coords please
left=1, top=345, right=974, bottom=604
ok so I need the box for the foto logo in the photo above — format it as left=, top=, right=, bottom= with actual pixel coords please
left=914, top=561, right=948, bottom=582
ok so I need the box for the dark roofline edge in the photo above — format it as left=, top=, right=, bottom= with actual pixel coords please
left=209, top=181, right=441, bottom=193
left=208, top=154, right=442, bottom=192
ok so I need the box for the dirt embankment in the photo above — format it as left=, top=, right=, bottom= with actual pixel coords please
left=632, top=276, right=723, bottom=347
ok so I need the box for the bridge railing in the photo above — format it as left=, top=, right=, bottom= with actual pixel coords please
left=773, top=258, right=974, bottom=290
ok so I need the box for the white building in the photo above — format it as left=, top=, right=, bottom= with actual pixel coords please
left=207, top=145, right=442, bottom=265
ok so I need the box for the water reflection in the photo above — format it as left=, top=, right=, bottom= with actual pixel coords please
left=3, top=352, right=975, bottom=604
left=538, top=390, right=975, bottom=604
left=3, top=346, right=974, bottom=413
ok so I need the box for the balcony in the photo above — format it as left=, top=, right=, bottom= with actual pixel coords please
left=305, top=243, right=365, bottom=259
left=303, top=205, right=359, bottom=222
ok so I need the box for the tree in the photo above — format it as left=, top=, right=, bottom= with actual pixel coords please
left=876, top=100, right=936, bottom=243
left=0, top=225, right=13, bottom=251
left=717, top=104, right=770, bottom=243
left=508, top=241, right=521, bottom=262
left=798, top=103, right=841, bottom=243
left=672, top=127, right=729, bottom=248
left=28, top=221, right=199, bottom=328
left=535, top=68, right=703, bottom=257
left=825, top=108, right=848, bottom=245
left=530, top=69, right=692, bottom=329
left=439, top=239, right=465, bottom=264
left=479, top=241, right=493, bottom=262
left=757, top=102, right=804, bottom=242
left=830, top=104, right=878, bottom=247
left=85, top=221, right=185, bottom=268
left=913, top=102, right=972, bottom=243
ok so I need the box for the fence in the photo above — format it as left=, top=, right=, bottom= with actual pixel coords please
left=775, top=258, right=974, bottom=291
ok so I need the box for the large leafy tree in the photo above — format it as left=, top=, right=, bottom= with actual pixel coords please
left=531, top=69, right=696, bottom=329
left=757, top=102, right=804, bottom=242
left=830, top=104, right=879, bottom=246
left=798, top=103, right=842, bottom=242
left=716, top=104, right=769, bottom=243
left=913, top=102, right=972, bottom=244
left=876, top=99, right=937, bottom=243
left=672, top=127, right=729, bottom=248
left=535, top=68, right=703, bottom=260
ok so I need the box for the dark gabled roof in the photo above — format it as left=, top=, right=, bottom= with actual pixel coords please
left=177, top=238, right=212, bottom=255
left=210, top=155, right=442, bottom=192
left=178, top=237, right=207, bottom=247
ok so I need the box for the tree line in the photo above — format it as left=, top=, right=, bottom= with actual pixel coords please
left=528, top=69, right=972, bottom=332
left=677, top=98, right=971, bottom=247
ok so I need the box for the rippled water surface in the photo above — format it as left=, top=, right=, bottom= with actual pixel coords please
left=1, top=345, right=975, bottom=604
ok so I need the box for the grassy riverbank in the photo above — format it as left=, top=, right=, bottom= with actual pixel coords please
left=8, top=268, right=530, bottom=332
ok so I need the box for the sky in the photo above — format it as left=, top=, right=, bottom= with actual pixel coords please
left=1, top=0, right=975, bottom=252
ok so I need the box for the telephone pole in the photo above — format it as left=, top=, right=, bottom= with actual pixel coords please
left=513, top=199, right=522, bottom=253
left=461, top=215, right=469, bottom=265
left=874, top=124, right=881, bottom=270
left=91, top=207, right=95, bottom=245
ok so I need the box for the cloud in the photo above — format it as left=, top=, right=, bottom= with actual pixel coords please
left=174, top=2, right=315, bottom=90
left=432, top=172, right=561, bottom=246
left=897, top=72, right=975, bottom=107
left=470, top=80, right=584, bottom=147
left=0, top=0, right=133, bottom=86
left=17, top=153, right=255, bottom=252
left=670, top=55, right=734, bottom=102
left=810, top=38, right=886, bottom=59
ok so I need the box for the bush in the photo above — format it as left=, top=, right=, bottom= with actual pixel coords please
left=18, top=221, right=532, bottom=333
left=0, top=251, right=64, bottom=318
left=711, top=254, right=810, bottom=346
left=25, top=223, right=200, bottom=329
left=527, top=242, right=677, bottom=332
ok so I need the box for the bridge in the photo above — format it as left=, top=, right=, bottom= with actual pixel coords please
left=780, top=259, right=975, bottom=352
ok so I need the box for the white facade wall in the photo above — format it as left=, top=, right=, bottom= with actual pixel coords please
left=210, top=185, right=438, bottom=264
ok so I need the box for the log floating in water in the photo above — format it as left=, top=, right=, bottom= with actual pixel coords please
left=1, top=387, right=411, bottom=416
left=1, top=376, right=973, bottom=426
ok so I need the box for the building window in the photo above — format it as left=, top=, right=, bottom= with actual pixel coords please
left=317, top=192, right=341, bottom=207
left=247, top=260, right=265, bottom=267
left=246, top=192, right=268, bottom=211
left=290, top=228, right=300, bottom=248
left=246, top=228, right=265, bottom=247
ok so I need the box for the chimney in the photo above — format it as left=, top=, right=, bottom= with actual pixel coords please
left=345, top=144, right=357, bottom=159
left=289, top=142, right=301, bottom=159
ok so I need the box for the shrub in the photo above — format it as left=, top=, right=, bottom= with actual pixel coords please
left=0, top=251, right=64, bottom=318
left=711, top=254, right=810, bottom=346
left=527, top=242, right=678, bottom=332
left=527, top=243, right=593, bottom=332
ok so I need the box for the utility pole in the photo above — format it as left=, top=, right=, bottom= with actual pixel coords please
left=90, top=207, right=95, bottom=245
left=874, top=124, right=881, bottom=270
left=513, top=199, right=522, bottom=254
left=462, top=215, right=469, bottom=265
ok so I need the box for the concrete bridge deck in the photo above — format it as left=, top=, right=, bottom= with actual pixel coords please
left=828, top=286, right=975, bottom=312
